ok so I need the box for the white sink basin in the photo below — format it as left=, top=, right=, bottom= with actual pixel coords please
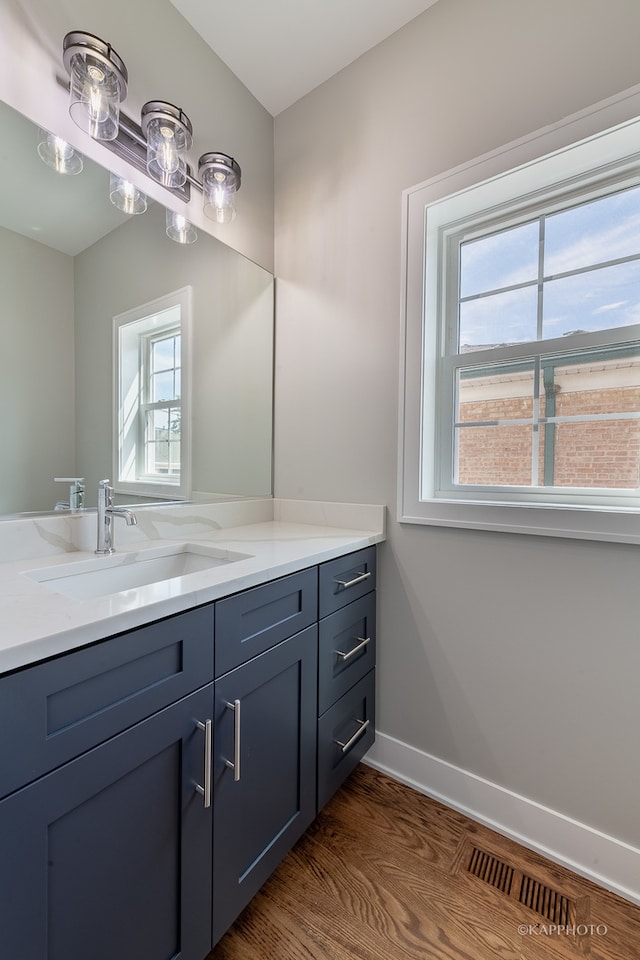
left=24, top=543, right=249, bottom=601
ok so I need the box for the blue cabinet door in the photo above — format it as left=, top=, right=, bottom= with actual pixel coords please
left=212, top=625, right=317, bottom=944
left=0, top=684, right=213, bottom=960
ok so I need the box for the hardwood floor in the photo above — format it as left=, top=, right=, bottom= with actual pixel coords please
left=209, top=764, right=640, bottom=960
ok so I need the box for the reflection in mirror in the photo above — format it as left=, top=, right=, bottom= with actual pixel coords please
left=0, top=100, right=273, bottom=517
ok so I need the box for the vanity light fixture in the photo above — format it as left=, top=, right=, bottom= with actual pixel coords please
left=199, top=153, right=241, bottom=223
left=61, top=31, right=241, bottom=223
left=109, top=172, right=147, bottom=215
left=63, top=32, right=128, bottom=142
left=166, top=209, right=197, bottom=244
left=37, top=128, right=83, bottom=175
left=141, top=101, right=192, bottom=188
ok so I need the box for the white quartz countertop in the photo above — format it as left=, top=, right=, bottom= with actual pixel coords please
left=0, top=499, right=385, bottom=673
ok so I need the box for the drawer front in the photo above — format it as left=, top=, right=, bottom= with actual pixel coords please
left=318, top=592, right=376, bottom=714
left=317, top=668, right=375, bottom=811
left=0, top=604, right=214, bottom=799
left=318, top=546, right=376, bottom=618
left=215, top=567, right=318, bottom=677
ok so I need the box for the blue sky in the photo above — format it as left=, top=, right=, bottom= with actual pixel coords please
left=458, top=186, right=640, bottom=347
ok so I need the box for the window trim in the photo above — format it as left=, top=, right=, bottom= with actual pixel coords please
left=113, top=287, right=192, bottom=501
left=398, top=82, right=640, bottom=543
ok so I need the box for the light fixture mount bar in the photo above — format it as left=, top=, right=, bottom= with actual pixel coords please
left=102, top=110, right=191, bottom=202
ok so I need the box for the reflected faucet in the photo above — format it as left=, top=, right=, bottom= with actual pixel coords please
left=96, top=479, right=137, bottom=555
left=54, top=477, right=85, bottom=512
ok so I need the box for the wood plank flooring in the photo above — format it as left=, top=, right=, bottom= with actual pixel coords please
left=208, top=764, right=640, bottom=960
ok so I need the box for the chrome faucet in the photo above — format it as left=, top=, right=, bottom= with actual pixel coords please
left=96, top=479, right=137, bottom=555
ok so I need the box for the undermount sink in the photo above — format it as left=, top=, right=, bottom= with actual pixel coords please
left=24, top=543, right=250, bottom=601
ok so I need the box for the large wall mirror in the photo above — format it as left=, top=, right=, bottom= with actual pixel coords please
left=0, top=100, right=273, bottom=517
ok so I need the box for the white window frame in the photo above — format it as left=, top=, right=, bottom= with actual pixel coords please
left=399, top=83, right=640, bottom=544
left=113, top=287, right=192, bottom=501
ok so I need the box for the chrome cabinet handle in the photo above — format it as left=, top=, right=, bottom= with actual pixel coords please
left=224, top=699, right=241, bottom=781
left=335, top=718, right=370, bottom=754
left=334, top=570, right=372, bottom=590
left=195, top=719, right=212, bottom=808
left=335, top=636, right=371, bottom=662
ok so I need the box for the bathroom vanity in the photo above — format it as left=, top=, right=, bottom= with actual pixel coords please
left=0, top=498, right=382, bottom=960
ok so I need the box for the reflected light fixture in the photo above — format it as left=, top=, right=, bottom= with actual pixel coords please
left=37, top=128, right=83, bottom=175
left=63, top=31, right=128, bottom=141
left=109, top=172, right=147, bottom=215
left=199, top=153, right=241, bottom=223
left=166, top=209, right=197, bottom=244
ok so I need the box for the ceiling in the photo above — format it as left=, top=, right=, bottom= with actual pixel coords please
left=169, top=0, right=441, bottom=116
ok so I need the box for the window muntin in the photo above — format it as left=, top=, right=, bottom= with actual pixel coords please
left=439, top=179, right=640, bottom=505
left=451, top=348, right=640, bottom=494
left=139, top=329, right=182, bottom=480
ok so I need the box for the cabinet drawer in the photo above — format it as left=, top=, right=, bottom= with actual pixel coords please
left=318, top=546, right=376, bottom=618
left=0, top=604, right=214, bottom=799
left=215, top=567, right=317, bottom=677
left=317, top=669, right=375, bottom=811
left=318, top=593, right=376, bottom=714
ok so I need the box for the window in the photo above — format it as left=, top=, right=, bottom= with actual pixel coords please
left=399, top=87, right=640, bottom=543
left=113, top=287, right=192, bottom=500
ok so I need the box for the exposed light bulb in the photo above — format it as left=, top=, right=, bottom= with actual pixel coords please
left=142, top=103, right=192, bottom=188
left=199, top=153, right=240, bottom=225
left=63, top=32, right=128, bottom=141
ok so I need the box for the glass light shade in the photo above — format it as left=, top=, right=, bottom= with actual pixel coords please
left=109, top=173, right=147, bottom=215
left=37, top=130, right=83, bottom=175
left=199, top=154, right=241, bottom=225
left=142, top=103, right=192, bottom=188
left=166, top=210, right=197, bottom=244
left=63, top=33, right=127, bottom=141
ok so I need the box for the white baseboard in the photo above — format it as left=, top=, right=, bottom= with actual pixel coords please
left=365, top=732, right=640, bottom=906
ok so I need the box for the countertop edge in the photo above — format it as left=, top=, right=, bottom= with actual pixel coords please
left=0, top=519, right=385, bottom=674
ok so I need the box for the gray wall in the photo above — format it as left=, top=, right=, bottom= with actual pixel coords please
left=0, top=227, right=74, bottom=513
left=274, top=0, right=640, bottom=846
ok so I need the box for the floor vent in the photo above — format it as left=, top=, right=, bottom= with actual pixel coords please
left=467, top=846, right=514, bottom=894
left=465, top=844, right=577, bottom=924
left=518, top=872, right=571, bottom=923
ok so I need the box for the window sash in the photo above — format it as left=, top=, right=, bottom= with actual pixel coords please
left=399, top=83, right=640, bottom=541
left=113, top=287, right=191, bottom=501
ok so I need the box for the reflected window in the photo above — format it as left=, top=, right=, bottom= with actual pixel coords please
left=113, top=287, right=191, bottom=500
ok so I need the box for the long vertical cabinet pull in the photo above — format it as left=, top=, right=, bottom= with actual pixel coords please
left=224, top=699, right=241, bottom=781
left=195, top=719, right=212, bottom=808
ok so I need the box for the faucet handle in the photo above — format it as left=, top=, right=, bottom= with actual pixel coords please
left=98, top=479, right=114, bottom=509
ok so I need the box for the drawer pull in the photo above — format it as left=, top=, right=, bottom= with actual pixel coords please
left=335, top=636, right=371, bottom=662
left=335, top=718, right=370, bottom=754
left=334, top=570, right=372, bottom=590
left=195, top=719, right=212, bottom=808
left=224, top=699, right=241, bottom=781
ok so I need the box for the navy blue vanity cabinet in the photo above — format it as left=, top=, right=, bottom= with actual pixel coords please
left=316, top=546, right=377, bottom=810
left=212, top=570, right=318, bottom=945
left=0, top=606, right=215, bottom=960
